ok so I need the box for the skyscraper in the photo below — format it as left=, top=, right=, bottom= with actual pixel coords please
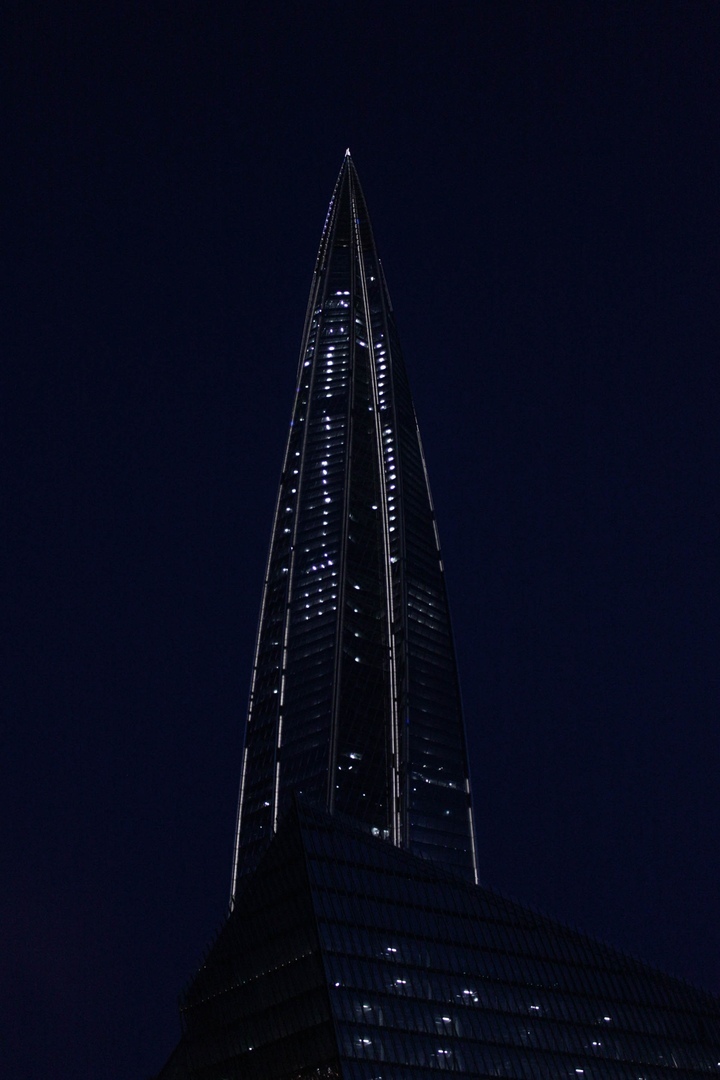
left=232, top=151, right=476, bottom=891
left=155, top=156, right=720, bottom=1080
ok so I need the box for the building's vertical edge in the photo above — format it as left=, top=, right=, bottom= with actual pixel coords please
left=231, top=162, right=349, bottom=898
left=413, top=420, right=479, bottom=884
left=229, top=420, right=287, bottom=895
left=326, top=161, right=355, bottom=817
left=295, top=799, right=345, bottom=1078
left=368, top=249, right=411, bottom=851
left=350, top=174, right=401, bottom=846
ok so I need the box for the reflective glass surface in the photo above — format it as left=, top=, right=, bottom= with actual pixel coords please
left=159, top=801, right=720, bottom=1080
left=301, top=804, right=720, bottom=1078
left=232, top=154, right=476, bottom=889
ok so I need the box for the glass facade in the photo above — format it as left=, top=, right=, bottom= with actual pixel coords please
left=154, top=157, right=720, bottom=1079
left=160, top=800, right=720, bottom=1080
left=232, top=152, right=476, bottom=889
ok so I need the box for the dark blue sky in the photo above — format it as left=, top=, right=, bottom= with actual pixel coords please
left=4, top=4, right=720, bottom=1077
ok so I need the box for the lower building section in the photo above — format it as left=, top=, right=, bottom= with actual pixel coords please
left=156, top=798, right=720, bottom=1079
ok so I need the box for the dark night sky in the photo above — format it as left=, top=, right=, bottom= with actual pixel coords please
left=3, top=3, right=720, bottom=1077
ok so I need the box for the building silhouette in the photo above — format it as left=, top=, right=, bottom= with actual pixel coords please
left=232, top=150, right=476, bottom=890
left=156, top=155, right=720, bottom=1079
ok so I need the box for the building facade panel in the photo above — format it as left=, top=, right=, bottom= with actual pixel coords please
left=159, top=800, right=720, bottom=1079
left=296, top=802, right=720, bottom=1079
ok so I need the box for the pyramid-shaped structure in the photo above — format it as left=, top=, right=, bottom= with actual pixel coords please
left=232, top=152, right=476, bottom=889
left=159, top=799, right=720, bottom=1079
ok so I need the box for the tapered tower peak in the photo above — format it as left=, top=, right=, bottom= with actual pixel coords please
left=231, top=158, right=477, bottom=896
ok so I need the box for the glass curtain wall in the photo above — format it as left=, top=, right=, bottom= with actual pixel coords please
left=232, top=154, right=477, bottom=891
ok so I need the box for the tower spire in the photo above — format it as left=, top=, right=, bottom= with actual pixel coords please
left=231, top=158, right=477, bottom=895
